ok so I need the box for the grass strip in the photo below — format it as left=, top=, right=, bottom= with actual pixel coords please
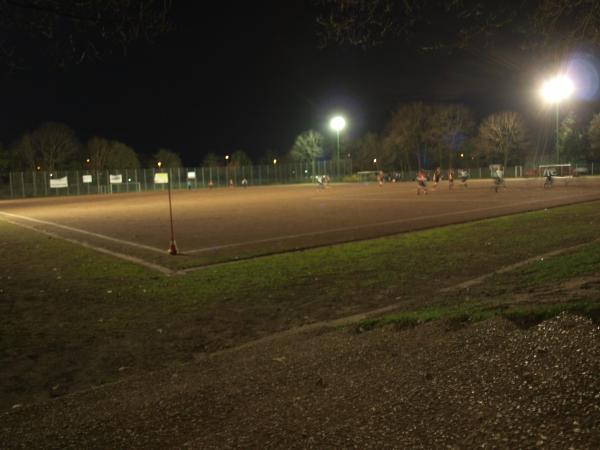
left=356, top=301, right=600, bottom=333
left=1, top=200, right=600, bottom=409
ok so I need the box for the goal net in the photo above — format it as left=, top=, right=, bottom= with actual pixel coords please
left=538, top=164, right=572, bottom=178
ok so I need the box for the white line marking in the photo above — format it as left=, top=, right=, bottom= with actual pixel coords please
left=440, top=238, right=600, bottom=292
left=0, top=211, right=165, bottom=254
left=185, top=192, right=600, bottom=254
left=0, top=217, right=174, bottom=275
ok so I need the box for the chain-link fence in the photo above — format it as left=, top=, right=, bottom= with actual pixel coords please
left=0, top=160, right=353, bottom=199
left=1, top=160, right=597, bottom=199
left=352, top=163, right=599, bottom=183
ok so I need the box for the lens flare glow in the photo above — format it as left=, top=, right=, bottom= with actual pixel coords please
left=567, top=55, right=599, bottom=100
left=330, top=116, right=346, bottom=131
left=540, top=75, right=574, bottom=103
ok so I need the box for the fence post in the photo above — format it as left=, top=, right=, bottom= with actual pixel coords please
left=20, top=172, right=25, bottom=197
left=32, top=171, right=37, bottom=197
left=592, top=162, right=595, bottom=176
left=9, top=172, right=14, bottom=198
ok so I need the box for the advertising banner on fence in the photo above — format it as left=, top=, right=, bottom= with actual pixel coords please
left=187, top=171, right=196, bottom=180
left=109, top=174, right=123, bottom=184
left=82, top=175, right=93, bottom=184
left=49, top=176, right=68, bottom=188
left=154, top=172, right=169, bottom=184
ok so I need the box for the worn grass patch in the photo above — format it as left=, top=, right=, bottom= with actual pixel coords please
left=357, top=301, right=600, bottom=333
left=1, top=200, right=600, bottom=410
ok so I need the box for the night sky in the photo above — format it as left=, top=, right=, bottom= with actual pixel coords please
left=2, top=2, right=596, bottom=166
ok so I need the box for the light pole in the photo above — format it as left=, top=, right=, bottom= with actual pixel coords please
left=540, top=75, right=574, bottom=163
left=330, top=115, right=346, bottom=179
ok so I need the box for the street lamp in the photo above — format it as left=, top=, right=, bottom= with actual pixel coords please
left=273, top=158, right=277, bottom=165
left=330, top=115, right=346, bottom=178
left=540, top=75, right=574, bottom=163
left=225, top=154, right=230, bottom=162
left=157, top=161, right=162, bottom=169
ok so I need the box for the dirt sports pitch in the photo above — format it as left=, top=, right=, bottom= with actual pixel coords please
left=1, top=177, right=600, bottom=271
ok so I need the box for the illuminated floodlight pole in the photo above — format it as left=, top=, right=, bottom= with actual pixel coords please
left=330, top=116, right=346, bottom=179
left=540, top=75, right=574, bottom=163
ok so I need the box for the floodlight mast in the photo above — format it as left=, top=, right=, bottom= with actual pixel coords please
left=540, top=75, right=574, bottom=163
left=329, top=116, right=346, bottom=179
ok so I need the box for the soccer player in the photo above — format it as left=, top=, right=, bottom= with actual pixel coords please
left=543, top=168, right=553, bottom=189
left=432, top=167, right=442, bottom=190
left=493, top=166, right=505, bottom=192
left=459, top=169, right=469, bottom=187
left=448, top=168, right=454, bottom=191
left=416, top=169, right=428, bottom=195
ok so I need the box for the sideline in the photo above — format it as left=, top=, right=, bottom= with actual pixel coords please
left=0, top=217, right=175, bottom=276
left=0, top=211, right=165, bottom=254
left=440, top=238, right=600, bottom=292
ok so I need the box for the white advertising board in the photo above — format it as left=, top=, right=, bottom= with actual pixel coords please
left=154, top=172, right=169, bottom=184
left=109, top=174, right=123, bottom=184
left=82, top=174, right=93, bottom=184
left=187, top=171, right=196, bottom=180
left=49, top=176, right=68, bottom=188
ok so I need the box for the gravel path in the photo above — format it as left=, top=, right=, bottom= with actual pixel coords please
left=2, top=313, right=599, bottom=449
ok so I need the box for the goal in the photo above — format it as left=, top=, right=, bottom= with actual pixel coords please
left=538, top=164, right=572, bottom=178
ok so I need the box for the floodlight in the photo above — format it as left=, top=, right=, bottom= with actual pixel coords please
left=541, top=75, right=574, bottom=103
left=540, top=74, right=575, bottom=163
left=330, top=116, right=346, bottom=131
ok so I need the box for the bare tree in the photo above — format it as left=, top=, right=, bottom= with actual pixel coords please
left=153, top=148, right=182, bottom=168
left=347, top=132, right=383, bottom=171
left=202, top=152, right=220, bottom=168
left=289, top=130, right=325, bottom=162
left=12, top=133, right=37, bottom=170
left=0, top=0, right=172, bottom=70
left=587, top=112, right=600, bottom=162
left=435, top=105, right=475, bottom=169
left=86, top=136, right=112, bottom=171
left=477, top=112, right=529, bottom=167
left=87, top=137, right=140, bottom=170
left=315, top=1, right=600, bottom=52
left=14, top=122, right=80, bottom=172
left=383, top=103, right=440, bottom=170
left=106, top=141, right=140, bottom=169
left=229, top=150, right=253, bottom=168
left=0, top=141, right=9, bottom=173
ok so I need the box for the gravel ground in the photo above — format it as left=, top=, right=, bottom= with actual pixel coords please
left=1, top=313, right=599, bottom=449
